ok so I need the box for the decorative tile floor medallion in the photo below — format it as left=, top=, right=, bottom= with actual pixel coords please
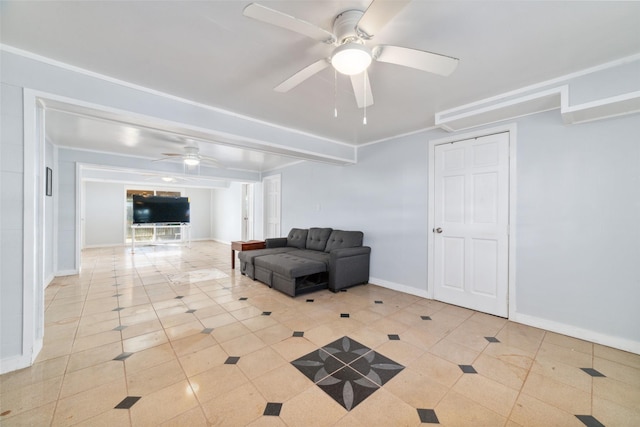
left=291, top=336, right=404, bottom=411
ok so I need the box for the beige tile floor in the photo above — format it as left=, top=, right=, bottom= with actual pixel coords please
left=1, top=241, right=639, bottom=426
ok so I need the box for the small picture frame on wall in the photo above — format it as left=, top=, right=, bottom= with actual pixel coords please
left=46, top=167, right=53, bottom=196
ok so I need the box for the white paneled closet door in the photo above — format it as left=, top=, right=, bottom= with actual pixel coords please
left=433, top=133, right=510, bottom=317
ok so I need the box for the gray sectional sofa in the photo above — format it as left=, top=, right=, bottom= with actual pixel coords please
left=238, top=228, right=371, bottom=297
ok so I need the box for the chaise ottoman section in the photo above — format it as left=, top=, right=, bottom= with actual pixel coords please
left=238, top=247, right=294, bottom=279
left=254, top=253, right=328, bottom=296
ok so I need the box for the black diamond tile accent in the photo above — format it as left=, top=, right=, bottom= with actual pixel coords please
left=293, top=331, right=304, bottom=337
left=263, top=402, right=282, bottom=416
left=421, top=316, right=432, bottom=320
left=225, top=356, right=240, bottom=365
left=459, top=365, right=477, bottom=374
left=113, top=325, right=128, bottom=331
left=417, top=408, right=440, bottom=424
left=239, top=297, right=248, bottom=301
left=186, top=309, right=196, bottom=313
left=580, top=368, right=606, bottom=377
left=374, top=300, right=383, bottom=304
left=175, top=296, right=184, bottom=299
left=113, top=352, right=133, bottom=361
left=113, top=294, right=122, bottom=297
left=575, top=415, right=605, bottom=427
left=485, top=336, right=500, bottom=343
left=201, top=328, right=214, bottom=334
left=388, top=334, right=400, bottom=341
left=262, top=311, right=272, bottom=316
left=291, top=336, right=404, bottom=411
left=115, top=396, right=141, bottom=409
left=306, top=299, right=314, bottom=302
left=340, top=313, right=350, bottom=318
left=112, top=307, right=124, bottom=311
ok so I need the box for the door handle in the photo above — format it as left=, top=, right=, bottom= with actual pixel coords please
left=433, top=227, right=443, bottom=234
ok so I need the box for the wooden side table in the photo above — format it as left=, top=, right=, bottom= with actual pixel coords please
left=231, top=240, right=266, bottom=269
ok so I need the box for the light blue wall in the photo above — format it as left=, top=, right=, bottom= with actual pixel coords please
left=276, top=111, right=640, bottom=345
left=515, top=111, right=640, bottom=340
left=2, top=45, right=639, bottom=369
left=278, top=128, right=448, bottom=289
left=0, top=82, right=25, bottom=359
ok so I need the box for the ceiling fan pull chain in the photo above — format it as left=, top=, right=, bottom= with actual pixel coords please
left=363, top=72, right=368, bottom=125
left=334, top=68, right=338, bottom=118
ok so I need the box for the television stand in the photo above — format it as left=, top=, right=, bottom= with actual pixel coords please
left=131, top=223, right=191, bottom=253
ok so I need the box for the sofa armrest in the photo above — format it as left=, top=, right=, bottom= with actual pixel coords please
left=329, top=246, right=371, bottom=259
left=328, top=246, right=371, bottom=292
left=266, top=237, right=287, bottom=248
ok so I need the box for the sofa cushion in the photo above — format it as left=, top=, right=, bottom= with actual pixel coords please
left=254, top=254, right=326, bottom=279
left=324, top=230, right=364, bottom=252
left=238, top=247, right=294, bottom=264
left=306, top=227, right=333, bottom=251
left=287, top=249, right=330, bottom=267
left=287, top=228, right=309, bottom=249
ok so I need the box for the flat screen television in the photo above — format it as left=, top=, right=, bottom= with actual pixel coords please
left=132, top=195, right=190, bottom=224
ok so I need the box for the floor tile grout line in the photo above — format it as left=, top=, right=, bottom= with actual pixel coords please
left=502, top=327, right=548, bottom=423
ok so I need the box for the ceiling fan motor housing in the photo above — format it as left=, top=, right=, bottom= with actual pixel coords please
left=333, top=9, right=365, bottom=44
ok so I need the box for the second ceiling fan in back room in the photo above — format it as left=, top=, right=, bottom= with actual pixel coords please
left=243, top=0, right=459, bottom=111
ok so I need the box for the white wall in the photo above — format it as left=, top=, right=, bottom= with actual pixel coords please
left=84, top=181, right=125, bottom=247
left=184, top=187, right=212, bottom=240
left=210, top=182, right=243, bottom=244
left=82, top=181, right=216, bottom=247
left=275, top=110, right=640, bottom=351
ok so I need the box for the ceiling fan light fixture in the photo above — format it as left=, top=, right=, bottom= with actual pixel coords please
left=183, top=155, right=200, bottom=166
left=331, top=42, right=372, bottom=75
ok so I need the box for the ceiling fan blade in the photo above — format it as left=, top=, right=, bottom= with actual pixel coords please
left=160, top=153, right=183, bottom=157
left=151, top=156, right=176, bottom=162
left=350, top=71, right=374, bottom=108
left=373, top=45, right=459, bottom=76
left=243, top=3, right=335, bottom=43
left=274, top=59, right=330, bottom=92
left=357, top=0, right=411, bottom=38
left=199, top=155, right=225, bottom=167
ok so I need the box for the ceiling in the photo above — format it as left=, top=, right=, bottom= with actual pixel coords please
left=2, top=1, right=639, bottom=175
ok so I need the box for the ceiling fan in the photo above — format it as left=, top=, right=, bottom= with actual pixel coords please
left=152, top=143, right=222, bottom=167
left=243, top=0, right=459, bottom=108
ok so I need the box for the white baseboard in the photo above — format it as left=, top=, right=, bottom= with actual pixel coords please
left=511, top=312, right=640, bottom=355
left=0, top=337, right=42, bottom=374
left=212, top=238, right=231, bottom=245
left=370, top=277, right=639, bottom=355
left=82, top=243, right=123, bottom=249
left=55, top=269, right=79, bottom=277
left=369, top=277, right=429, bottom=299
left=44, top=273, right=55, bottom=288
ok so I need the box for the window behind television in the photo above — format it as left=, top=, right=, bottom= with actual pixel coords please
left=132, top=195, right=190, bottom=224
